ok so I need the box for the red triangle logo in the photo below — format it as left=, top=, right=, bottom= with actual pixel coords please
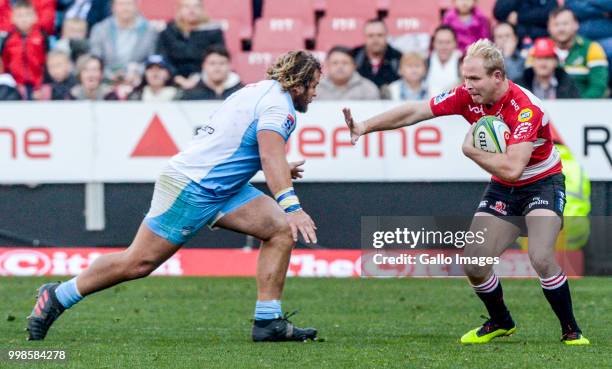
left=130, top=114, right=179, bottom=157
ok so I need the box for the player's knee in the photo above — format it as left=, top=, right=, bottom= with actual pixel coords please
left=463, top=263, right=490, bottom=280
left=124, top=255, right=158, bottom=279
left=267, top=219, right=294, bottom=247
left=528, top=252, right=556, bottom=276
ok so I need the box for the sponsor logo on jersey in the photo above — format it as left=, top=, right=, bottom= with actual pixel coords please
left=513, top=121, right=534, bottom=140
left=283, top=114, right=296, bottom=133
left=469, top=105, right=484, bottom=115
left=433, top=88, right=456, bottom=104
left=490, top=201, right=507, bottom=215
left=518, top=108, right=532, bottom=122
left=511, top=99, right=520, bottom=111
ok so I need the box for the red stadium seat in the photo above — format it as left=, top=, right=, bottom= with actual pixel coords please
left=385, top=14, right=438, bottom=36
left=324, top=0, right=378, bottom=19
left=251, top=18, right=308, bottom=52
left=233, top=52, right=281, bottom=84
left=315, top=17, right=366, bottom=52
left=205, top=0, right=253, bottom=24
left=387, top=0, right=441, bottom=18
left=262, top=0, right=316, bottom=38
left=205, top=0, right=254, bottom=40
left=212, top=18, right=247, bottom=55
left=478, top=0, right=496, bottom=18
left=138, top=0, right=178, bottom=21
left=313, top=0, right=326, bottom=12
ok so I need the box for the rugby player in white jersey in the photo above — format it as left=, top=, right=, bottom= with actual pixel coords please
left=27, top=51, right=322, bottom=342
left=343, top=40, right=588, bottom=345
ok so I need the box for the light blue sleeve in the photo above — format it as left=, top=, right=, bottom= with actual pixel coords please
left=255, top=92, right=292, bottom=141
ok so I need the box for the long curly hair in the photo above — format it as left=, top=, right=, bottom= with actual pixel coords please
left=266, top=50, right=322, bottom=91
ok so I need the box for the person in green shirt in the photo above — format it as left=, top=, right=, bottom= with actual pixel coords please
left=548, top=7, right=609, bottom=98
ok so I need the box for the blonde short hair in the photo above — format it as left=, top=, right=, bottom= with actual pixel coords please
left=400, top=52, right=426, bottom=67
left=465, top=39, right=506, bottom=78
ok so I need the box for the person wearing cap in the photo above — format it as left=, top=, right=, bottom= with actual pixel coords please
left=128, top=54, right=181, bottom=101
left=520, top=38, right=580, bottom=100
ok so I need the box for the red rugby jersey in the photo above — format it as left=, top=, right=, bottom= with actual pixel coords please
left=429, top=80, right=562, bottom=186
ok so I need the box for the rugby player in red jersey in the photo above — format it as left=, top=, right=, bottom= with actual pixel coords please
left=343, top=39, right=588, bottom=345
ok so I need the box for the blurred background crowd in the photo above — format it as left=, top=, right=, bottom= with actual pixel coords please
left=0, top=0, right=610, bottom=102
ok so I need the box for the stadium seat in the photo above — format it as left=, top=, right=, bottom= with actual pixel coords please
left=251, top=18, right=308, bottom=52
left=387, top=0, right=441, bottom=18
left=262, top=0, right=316, bottom=39
left=205, top=0, right=254, bottom=39
left=315, top=16, right=366, bottom=52
left=138, top=0, right=179, bottom=21
left=385, top=14, right=438, bottom=36
left=214, top=18, right=245, bottom=55
left=324, top=0, right=378, bottom=19
left=477, top=0, right=496, bottom=18
left=233, top=52, right=281, bottom=84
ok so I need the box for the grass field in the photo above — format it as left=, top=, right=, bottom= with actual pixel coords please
left=1, top=277, right=610, bottom=369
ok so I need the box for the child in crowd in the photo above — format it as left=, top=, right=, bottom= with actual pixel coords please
left=442, top=0, right=491, bottom=53
left=387, top=52, right=428, bottom=101
left=53, top=17, right=90, bottom=62
left=1, top=0, right=47, bottom=99
left=34, top=50, right=77, bottom=100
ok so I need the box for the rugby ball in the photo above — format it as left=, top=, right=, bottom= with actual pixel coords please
left=473, top=116, right=511, bottom=153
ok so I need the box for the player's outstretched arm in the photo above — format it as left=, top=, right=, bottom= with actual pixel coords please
left=343, top=101, right=434, bottom=144
left=257, top=131, right=317, bottom=243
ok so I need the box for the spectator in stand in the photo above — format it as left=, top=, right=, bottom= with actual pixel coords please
left=426, top=25, right=462, bottom=98
left=387, top=52, right=428, bottom=101
left=0, top=0, right=55, bottom=35
left=520, top=38, right=580, bottom=99
left=89, top=0, right=158, bottom=82
left=69, top=53, right=114, bottom=100
left=181, top=46, right=242, bottom=100
left=566, top=0, right=612, bottom=90
left=0, top=59, right=21, bottom=101
left=316, top=46, right=380, bottom=100
left=128, top=54, right=181, bottom=101
left=493, top=22, right=525, bottom=81
left=57, top=0, right=112, bottom=32
left=157, top=0, right=225, bottom=90
left=1, top=0, right=48, bottom=100
left=53, top=17, right=90, bottom=63
left=494, top=0, right=558, bottom=46
left=352, top=19, right=402, bottom=88
left=35, top=50, right=77, bottom=100
left=106, top=62, right=142, bottom=100
left=548, top=7, right=608, bottom=98
left=442, top=0, right=491, bottom=53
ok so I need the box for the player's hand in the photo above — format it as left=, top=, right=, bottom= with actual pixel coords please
left=343, top=107, right=364, bottom=145
left=289, top=160, right=305, bottom=180
left=286, top=209, right=317, bottom=244
left=462, top=124, right=477, bottom=157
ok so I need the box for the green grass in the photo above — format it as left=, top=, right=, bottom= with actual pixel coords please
left=1, top=277, right=610, bottom=369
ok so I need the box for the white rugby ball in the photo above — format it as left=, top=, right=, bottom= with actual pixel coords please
left=473, top=116, right=511, bottom=153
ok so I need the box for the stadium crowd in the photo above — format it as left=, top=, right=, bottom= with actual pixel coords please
left=0, top=0, right=610, bottom=102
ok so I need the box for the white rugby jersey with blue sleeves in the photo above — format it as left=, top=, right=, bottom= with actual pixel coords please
left=169, top=80, right=296, bottom=196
